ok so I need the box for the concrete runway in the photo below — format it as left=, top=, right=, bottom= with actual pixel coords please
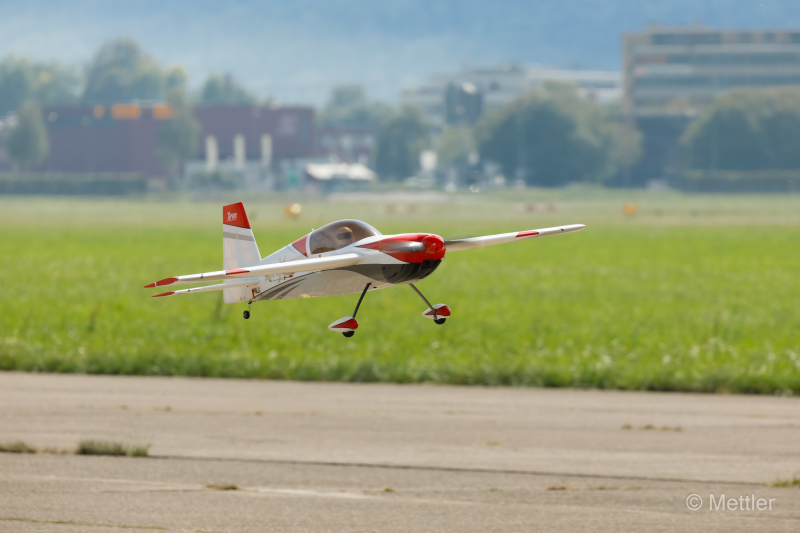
left=0, top=372, right=798, bottom=532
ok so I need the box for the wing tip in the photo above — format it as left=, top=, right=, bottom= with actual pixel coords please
left=152, top=291, right=175, bottom=298
left=145, top=277, right=178, bottom=288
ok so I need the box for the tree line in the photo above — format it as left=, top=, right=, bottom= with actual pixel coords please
left=6, top=37, right=800, bottom=184
left=0, top=39, right=646, bottom=184
left=0, top=39, right=258, bottom=116
left=0, top=39, right=258, bottom=172
left=682, top=87, right=800, bottom=172
left=374, top=82, right=642, bottom=184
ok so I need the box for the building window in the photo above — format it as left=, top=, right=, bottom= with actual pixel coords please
left=653, top=33, right=722, bottom=46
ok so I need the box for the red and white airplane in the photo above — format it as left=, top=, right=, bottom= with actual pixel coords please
left=146, top=202, right=585, bottom=337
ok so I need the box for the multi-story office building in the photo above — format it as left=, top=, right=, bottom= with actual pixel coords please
left=622, top=25, right=800, bottom=184
left=624, top=25, right=800, bottom=116
left=401, top=64, right=621, bottom=128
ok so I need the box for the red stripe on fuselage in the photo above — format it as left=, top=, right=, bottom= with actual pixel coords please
left=226, top=269, right=250, bottom=275
left=291, top=234, right=308, bottom=256
left=517, top=230, right=539, bottom=238
left=358, top=234, right=445, bottom=263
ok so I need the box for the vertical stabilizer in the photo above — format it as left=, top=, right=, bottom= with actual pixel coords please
left=222, top=202, right=261, bottom=303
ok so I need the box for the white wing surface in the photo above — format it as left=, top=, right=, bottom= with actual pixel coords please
left=151, top=279, right=260, bottom=298
left=444, top=224, right=585, bottom=252
left=145, top=253, right=364, bottom=289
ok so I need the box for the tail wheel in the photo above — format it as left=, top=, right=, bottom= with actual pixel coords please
left=243, top=310, right=250, bottom=319
left=434, top=318, right=446, bottom=325
left=343, top=331, right=355, bottom=338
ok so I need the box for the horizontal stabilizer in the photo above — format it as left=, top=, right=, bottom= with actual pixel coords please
left=146, top=253, right=364, bottom=288
left=444, top=224, right=585, bottom=252
left=152, top=279, right=260, bottom=298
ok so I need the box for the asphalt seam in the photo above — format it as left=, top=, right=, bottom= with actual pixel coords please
left=150, top=454, right=764, bottom=487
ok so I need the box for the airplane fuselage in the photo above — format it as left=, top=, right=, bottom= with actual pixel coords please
left=246, top=232, right=446, bottom=303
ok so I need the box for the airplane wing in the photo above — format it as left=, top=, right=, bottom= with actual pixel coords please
left=444, top=224, right=585, bottom=252
left=145, top=253, right=364, bottom=289
left=151, top=279, right=260, bottom=298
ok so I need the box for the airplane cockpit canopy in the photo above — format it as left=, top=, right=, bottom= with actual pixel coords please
left=308, top=219, right=382, bottom=255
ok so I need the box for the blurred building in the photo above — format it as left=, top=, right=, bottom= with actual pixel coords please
left=193, top=106, right=314, bottom=164
left=624, top=25, right=800, bottom=185
left=315, top=127, right=375, bottom=165
left=39, top=104, right=315, bottom=180
left=401, top=64, right=621, bottom=128
left=41, top=104, right=168, bottom=175
left=187, top=105, right=315, bottom=189
left=305, top=163, right=378, bottom=185
left=624, top=25, right=800, bottom=116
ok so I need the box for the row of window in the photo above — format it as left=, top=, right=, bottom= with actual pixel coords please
left=319, top=135, right=374, bottom=149
left=657, top=53, right=800, bottom=65
left=634, top=75, right=800, bottom=88
left=651, top=32, right=800, bottom=46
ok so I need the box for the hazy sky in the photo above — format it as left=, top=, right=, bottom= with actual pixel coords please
left=1, top=0, right=798, bottom=105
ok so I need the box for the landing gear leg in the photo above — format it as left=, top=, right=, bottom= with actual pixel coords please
left=410, top=283, right=447, bottom=325
left=340, top=283, right=371, bottom=337
left=352, top=283, right=371, bottom=320
left=243, top=301, right=252, bottom=320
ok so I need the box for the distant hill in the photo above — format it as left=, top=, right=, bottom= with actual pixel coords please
left=2, top=0, right=799, bottom=104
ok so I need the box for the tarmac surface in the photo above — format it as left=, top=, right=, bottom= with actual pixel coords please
left=0, top=372, right=799, bottom=532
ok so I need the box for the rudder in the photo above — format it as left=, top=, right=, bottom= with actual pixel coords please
left=222, top=202, right=261, bottom=303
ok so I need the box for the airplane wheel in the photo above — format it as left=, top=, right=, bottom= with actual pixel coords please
left=434, top=318, right=446, bottom=325
left=243, top=310, right=250, bottom=319
left=343, top=331, right=355, bottom=338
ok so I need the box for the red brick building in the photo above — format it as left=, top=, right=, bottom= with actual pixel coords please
left=194, top=106, right=314, bottom=162
left=40, top=104, right=316, bottom=176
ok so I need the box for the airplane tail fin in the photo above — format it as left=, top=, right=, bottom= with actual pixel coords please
left=222, top=202, right=261, bottom=303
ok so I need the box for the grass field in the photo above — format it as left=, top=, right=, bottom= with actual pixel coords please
left=1, top=189, right=799, bottom=394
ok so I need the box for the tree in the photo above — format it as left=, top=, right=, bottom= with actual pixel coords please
left=157, top=92, right=200, bottom=179
left=375, top=106, right=430, bottom=180
left=200, top=73, right=255, bottom=105
left=6, top=101, right=49, bottom=169
left=82, top=39, right=163, bottom=104
left=0, top=57, right=79, bottom=115
left=164, top=66, right=188, bottom=95
left=318, top=84, right=392, bottom=129
left=436, top=125, right=477, bottom=167
left=476, top=81, right=635, bottom=186
left=681, top=87, right=800, bottom=171
left=31, top=62, right=81, bottom=106
left=0, top=58, right=33, bottom=115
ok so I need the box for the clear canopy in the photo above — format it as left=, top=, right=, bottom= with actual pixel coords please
left=307, top=219, right=382, bottom=255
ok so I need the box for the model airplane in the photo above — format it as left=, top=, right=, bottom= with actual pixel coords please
left=146, top=202, right=585, bottom=337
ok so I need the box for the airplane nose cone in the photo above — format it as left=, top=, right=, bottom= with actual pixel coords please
left=422, top=234, right=445, bottom=255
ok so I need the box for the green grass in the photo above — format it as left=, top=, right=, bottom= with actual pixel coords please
left=76, top=440, right=150, bottom=457
left=0, top=439, right=147, bottom=456
left=1, top=194, right=799, bottom=394
left=206, top=484, right=240, bottom=491
left=768, top=477, right=800, bottom=488
left=0, top=441, right=38, bottom=454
